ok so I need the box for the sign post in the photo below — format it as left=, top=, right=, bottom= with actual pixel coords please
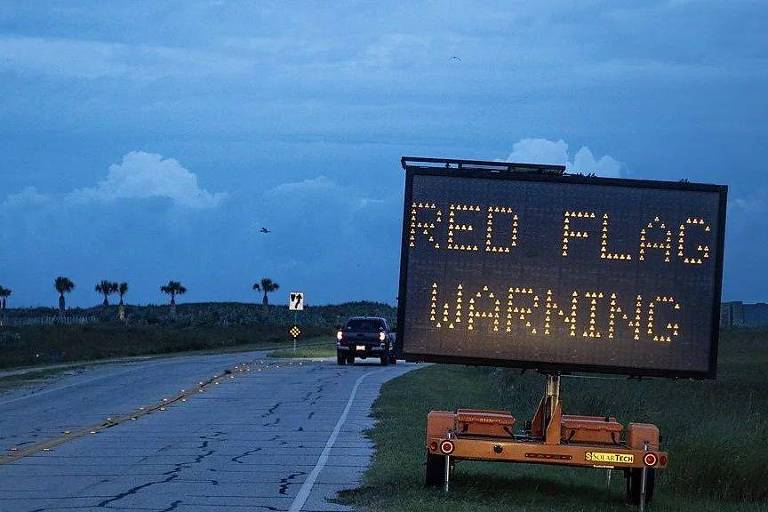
left=289, top=325, right=301, bottom=352
left=289, top=292, right=304, bottom=352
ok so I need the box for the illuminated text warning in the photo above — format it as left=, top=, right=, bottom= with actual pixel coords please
left=397, top=166, right=727, bottom=378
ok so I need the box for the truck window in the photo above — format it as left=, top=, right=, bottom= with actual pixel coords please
left=346, top=319, right=385, bottom=332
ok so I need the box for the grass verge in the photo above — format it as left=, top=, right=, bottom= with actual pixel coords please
left=0, top=367, right=79, bottom=394
left=341, top=328, right=768, bottom=511
left=268, top=341, right=337, bottom=359
left=0, top=324, right=329, bottom=370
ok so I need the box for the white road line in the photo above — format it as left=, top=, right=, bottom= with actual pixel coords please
left=288, top=368, right=387, bottom=512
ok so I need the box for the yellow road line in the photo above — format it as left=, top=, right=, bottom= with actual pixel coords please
left=0, top=361, right=286, bottom=465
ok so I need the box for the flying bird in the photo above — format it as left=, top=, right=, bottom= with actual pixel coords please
left=259, top=227, right=271, bottom=234
left=449, top=56, right=461, bottom=63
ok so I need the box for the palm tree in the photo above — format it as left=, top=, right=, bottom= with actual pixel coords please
left=252, top=278, right=280, bottom=306
left=54, top=276, right=75, bottom=314
left=0, top=285, right=11, bottom=310
left=118, top=282, right=129, bottom=306
left=117, top=282, right=129, bottom=321
left=160, top=280, right=187, bottom=318
left=0, top=285, right=7, bottom=326
left=95, top=280, right=118, bottom=306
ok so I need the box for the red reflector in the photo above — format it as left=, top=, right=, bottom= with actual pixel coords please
left=440, top=440, right=455, bottom=455
left=643, top=453, right=658, bottom=466
left=660, top=455, right=668, bottom=466
left=429, top=442, right=438, bottom=452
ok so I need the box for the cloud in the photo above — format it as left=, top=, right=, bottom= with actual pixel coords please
left=0, top=36, right=252, bottom=81
left=71, top=151, right=225, bottom=208
left=256, top=174, right=399, bottom=303
left=733, top=188, right=768, bottom=213
left=572, top=147, right=622, bottom=178
left=269, top=176, right=339, bottom=196
left=1, top=186, right=50, bottom=208
left=267, top=175, right=385, bottom=209
left=505, top=138, right=622, bottom=177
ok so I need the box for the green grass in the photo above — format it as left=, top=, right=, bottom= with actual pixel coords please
left=0, top=367, right=76, bottom=393
left=268, top=339, right=337, bottom=359
left=0, top=324, right=329, bottom=369
left=341, top=328, right=768, bottom=511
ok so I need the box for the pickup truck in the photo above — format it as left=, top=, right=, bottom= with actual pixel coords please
left=336, top=316, right=397, bottom=366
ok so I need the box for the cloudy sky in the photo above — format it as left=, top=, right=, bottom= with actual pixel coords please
left=0, top=1, right=766, bottom=307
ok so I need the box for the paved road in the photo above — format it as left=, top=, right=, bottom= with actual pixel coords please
left=0, top=351, right=414, bottom=511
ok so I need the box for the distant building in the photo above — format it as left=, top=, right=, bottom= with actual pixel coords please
left=720, top=301, right=768, bottom=328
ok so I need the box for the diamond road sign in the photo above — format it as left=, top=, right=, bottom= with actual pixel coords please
left=290, top=326, right=301, bottom=339
left=289, top=292, right=304, bottom=311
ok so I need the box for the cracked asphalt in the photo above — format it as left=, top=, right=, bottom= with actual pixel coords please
left=0, top=351, right=414, bottom=511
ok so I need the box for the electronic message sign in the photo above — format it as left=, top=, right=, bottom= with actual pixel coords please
left=396, top=157, right=727, bottom=378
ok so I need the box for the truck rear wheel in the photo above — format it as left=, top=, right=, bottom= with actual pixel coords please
left=425, top=452, right=446, bottom=487
left=336, top=352, right=346, bottom=365
left=626, top=468, right=655, bottom=505
left=389, top=354, right=397, bottom=365
left=346, top=354, right=355, bottom=365
left=380, top=355, right=389, bottom=366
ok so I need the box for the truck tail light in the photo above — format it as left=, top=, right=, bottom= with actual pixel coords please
left=429, top=441, right=438, bottom=452
left=643, top=452, right=658, bottom=467
left=379, top=331, right=386, bottom=342
left=337, top=331, right=343, bottom=341
left=440, top=440, right=455, bottom=455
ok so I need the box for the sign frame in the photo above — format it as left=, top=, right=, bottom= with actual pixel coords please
left=289, top=292, right=304, bottom=311
left=395, top=157, right=728, bottom=379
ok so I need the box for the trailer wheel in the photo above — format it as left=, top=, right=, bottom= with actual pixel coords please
left=336, top=352, right=346, bottom=366
left=346, top=354, right=355, bottom=365
left=389, top=354, right=397, bottom=365
left=625, top=468, right=655, bottom=505
left=380, top=355, right=389, bottom=366
left=425, top=452, right=446, bottom=487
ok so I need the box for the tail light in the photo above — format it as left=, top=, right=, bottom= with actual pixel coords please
left=440, top=440, right=455, bottom=455
left=379, top=331, right=386, bottom=342
left=336, top=331, right=343, bottom=341
left=643, top=452, right=658, bottom=467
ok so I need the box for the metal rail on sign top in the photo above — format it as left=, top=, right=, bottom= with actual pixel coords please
left=401, top=156, right=566, bottom=175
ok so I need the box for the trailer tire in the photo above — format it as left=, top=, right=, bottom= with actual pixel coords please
left=336, top=352, right=346, bottom=366
left=626, top=468, right=655, bottom=505
left=346, top=354, right=355, bottom=365
left=389, top=354, right=397, bottom=365
left=380, top=355, right=389, bottom=366
left=425, top=452, right=446, bottom=487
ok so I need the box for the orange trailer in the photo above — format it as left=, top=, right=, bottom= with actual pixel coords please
left=395, top=157, right=727, bottom=509
left=424, top=374, right=666, bottom=507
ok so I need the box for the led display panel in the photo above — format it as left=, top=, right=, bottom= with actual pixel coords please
left=396, top=160, right=727, bottom=378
